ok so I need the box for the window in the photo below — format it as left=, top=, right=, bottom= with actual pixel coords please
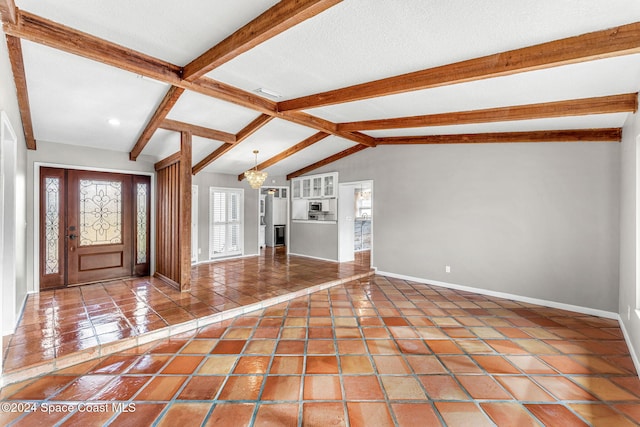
left=210, top=187, right=243, bottom=259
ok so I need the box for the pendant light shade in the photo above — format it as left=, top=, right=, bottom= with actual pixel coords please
left=245, top=150, right=267, bottom=189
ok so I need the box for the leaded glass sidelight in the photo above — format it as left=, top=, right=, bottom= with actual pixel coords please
left=136, top=182, right=148, bottom=264
left=44, top=177, right=60, bottom=274
left=79, top=179, right=122, bottom=246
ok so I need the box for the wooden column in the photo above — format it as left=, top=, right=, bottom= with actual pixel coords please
left=154, top=131, right=192, bottom=291
left=178, top=131, right=192, bottom=290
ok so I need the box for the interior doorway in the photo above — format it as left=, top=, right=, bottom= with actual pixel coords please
left=338, top=180, right=373, bottom=264
left=39, top=167, right=151, bottom=289
left=260, top=186, right=289, bottom=250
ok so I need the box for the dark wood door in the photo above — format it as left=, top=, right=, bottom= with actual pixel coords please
left=39, top=167, right=150, bottom=289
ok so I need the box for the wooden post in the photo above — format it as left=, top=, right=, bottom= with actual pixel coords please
left=179, top=131, right=192, bottom=291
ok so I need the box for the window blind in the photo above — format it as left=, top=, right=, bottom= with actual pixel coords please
left=209, top=187, right=243, bottom=258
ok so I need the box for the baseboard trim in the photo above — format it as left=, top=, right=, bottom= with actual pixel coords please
left=618, top=316, right=640, bottom=379
left=288, top=252, right=339, bottom=263
left=377, top=271, right=618, bottom=319
left=192, top=253, right=258, bottom=266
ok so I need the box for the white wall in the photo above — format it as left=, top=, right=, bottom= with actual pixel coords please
left=620, top=110, right=640, bottom=370
left=311, top=142, right=621, bottom=313
left=0, top=33, right=28, bottom=337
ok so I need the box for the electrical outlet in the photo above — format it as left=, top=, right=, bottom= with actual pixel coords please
left=198, top=248, right=202, bottom=254
left=445, top=265, right=451, bottom=273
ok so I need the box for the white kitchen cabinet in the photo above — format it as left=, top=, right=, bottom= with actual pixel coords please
left=323, top=174, right=335, bottom=197
left=302, top=178, right=311, bottom=198
left=291, top=172, right=338, bottom=199
left=291, top=179, right=302, bottom=199
left=312, top=177, right=322, bottom=197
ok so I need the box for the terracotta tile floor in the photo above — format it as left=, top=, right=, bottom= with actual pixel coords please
left=1, top=248, right=372, bottom=382
left=2, top=274, right=639, bottom=426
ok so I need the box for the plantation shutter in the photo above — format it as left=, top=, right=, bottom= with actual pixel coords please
left=209, top=188, right=243, bottom=258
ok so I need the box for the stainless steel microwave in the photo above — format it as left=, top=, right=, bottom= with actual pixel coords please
left=309, top=201, right=322, bottom=212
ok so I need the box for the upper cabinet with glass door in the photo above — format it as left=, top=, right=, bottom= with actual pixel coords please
left=323, top=174, right=335, bottom=197
left=291, top=172, right=338, bottom=200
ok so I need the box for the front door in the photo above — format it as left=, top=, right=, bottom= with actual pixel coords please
left=40, top=167, right=150, bottom=290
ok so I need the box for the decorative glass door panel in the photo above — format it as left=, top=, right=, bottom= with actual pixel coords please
left=79, top=179, right=123, bottom=246
left=40, top=168, right=66, bottom=289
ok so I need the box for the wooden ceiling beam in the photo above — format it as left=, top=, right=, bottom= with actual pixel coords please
left=277, top=110, right=376, bottom=147
left=236, top=114, right=274, bottom=143
left=375, top=129, right=622, bottom=145
left=192, top=143, right=234, bottom=176
left=3, top=9, right=377, bottom=151
left=159, top=119, right=236, bottom=143
left=238, top=131, right=329, bottom=181
left=0, top=0, right=16, bottom=24
left=192, top=114, right=274, bottom=175
left=6, top=11, right=182, bottom=83
left=5, top=35, right=35, bottom=149
left=154, top=151, right=181, bottom=170
left=278, top=22, right=640, bottom=111
left=130, top=86, right=184, bottom=161
left=183, top=77, right=276, bottom=114
left=287, top=144, right=368, bottom=180
left=183, top=0, right=342, bottom=81
left=338, top=93, right=639, bottom=131
left=3, top=11, right=277, bottom=115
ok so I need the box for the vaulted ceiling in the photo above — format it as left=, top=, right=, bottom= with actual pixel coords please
left=2, top=0, right=640, bottom=180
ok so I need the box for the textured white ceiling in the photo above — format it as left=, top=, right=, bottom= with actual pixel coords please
left=9, top=0, right=640, bottom=177
left=209, top=0, right=640, bottom=99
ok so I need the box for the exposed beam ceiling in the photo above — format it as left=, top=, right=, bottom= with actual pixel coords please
left=338, top=93, right=639, bottom=131
left=183, top=0, right=342, bottom=81
left=235, top=114, right=274, bottom=143
left=287, top=144, right=369, bottom=180
left=2, top=4, right=637, bottom=179
left=192, top=114, right=273, bottom=175
left=159, top=119, right=235, bottom=143
left=2, top=9, right=374, bottom=151
left=375, top=129, right=622, bottom=145
left=238, top=131, right=329, bottom=181
left=130, top=86, right=184, bottom=160
left=5, top=35, right=35, bottom=149
left=278, top=22, right=640, bottom=111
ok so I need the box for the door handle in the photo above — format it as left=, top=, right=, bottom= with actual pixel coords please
left=68, top=234, right=77, bottom=240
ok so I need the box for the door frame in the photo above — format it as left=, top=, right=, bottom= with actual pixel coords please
left=33, top=163, right=155, bottom=292
left=338, top=180, right=374, bottom=263
left=192, top=184, right=198, bottom=264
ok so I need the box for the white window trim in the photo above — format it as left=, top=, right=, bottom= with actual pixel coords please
left=209, top=186, right=244, bottom=259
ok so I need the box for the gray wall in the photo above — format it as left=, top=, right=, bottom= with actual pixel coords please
left=26, top=141, right=156, bottom=292
left=0, top=33, right=28, bottom=334
left=290, top=222, right=338, bottom=261
left=620, top=110, right=640, bottom=366
left=192, top=172, right=288, bottom=263
left=310, top=142, right=621, bottom=312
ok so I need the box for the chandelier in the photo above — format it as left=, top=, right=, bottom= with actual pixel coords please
left=245, top=150, right=268, bottom=189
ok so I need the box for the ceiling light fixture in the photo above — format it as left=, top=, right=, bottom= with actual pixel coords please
left=255, top=87, right=282, bottom=99
left=245, top=150, right=268, bottom=189
left=108, top=118, right=120, bottom=126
